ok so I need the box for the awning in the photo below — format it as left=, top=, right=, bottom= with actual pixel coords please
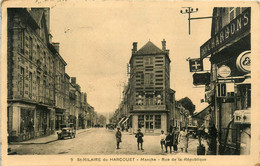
left=118, top=117, right=125, bottom=124
left=122, top=118, right=129, bottom=124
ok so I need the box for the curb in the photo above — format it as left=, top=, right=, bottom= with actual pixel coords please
left=9, top=129, right=90, bottom=145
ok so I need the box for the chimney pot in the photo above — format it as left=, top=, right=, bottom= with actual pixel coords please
left=162, top=39, right=166, bottom=51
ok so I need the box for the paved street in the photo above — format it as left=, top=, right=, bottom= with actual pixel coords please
left=8, top=128, right=207, bottom=155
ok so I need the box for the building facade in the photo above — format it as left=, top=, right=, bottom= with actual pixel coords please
left=127, top=40, right=175, bottom=134
left=200, top=7, right=251, bottom=155
left=7, top=8, right=56, bottom=141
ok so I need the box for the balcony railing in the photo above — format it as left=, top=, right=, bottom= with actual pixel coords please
left=133, top=104, right=166, bottom=111
left=38, top=96, right=55, bottom=106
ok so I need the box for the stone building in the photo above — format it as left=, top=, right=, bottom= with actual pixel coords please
left=127, top=40, right=176, bottom=134
left=7, top=8, right=56, bottom=141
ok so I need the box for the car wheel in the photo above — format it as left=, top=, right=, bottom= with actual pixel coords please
left=70, top=134, right=73, bottom=139
left=73, top=133, right=76, bottom=138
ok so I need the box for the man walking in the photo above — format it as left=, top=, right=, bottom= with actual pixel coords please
left=115, top=127, right=122, bottom=149
left=165, top=130, right=173, bottom=153
left=135, top=129, right=144, bottom=150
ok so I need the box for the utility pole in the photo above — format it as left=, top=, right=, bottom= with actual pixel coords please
left=180, top=7, right=217, bottom=35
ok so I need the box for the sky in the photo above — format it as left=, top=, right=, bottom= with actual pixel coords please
left=49, top=2, right=213, bottom=115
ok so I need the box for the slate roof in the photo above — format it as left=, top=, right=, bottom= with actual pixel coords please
left=29, top=8, right=45, bottom=26
left=135, top=41, right=165, bottom=55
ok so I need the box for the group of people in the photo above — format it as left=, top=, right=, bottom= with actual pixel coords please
left=115, top=127, right=189, bottom=153
left=160, top=127, right=189, bottom=153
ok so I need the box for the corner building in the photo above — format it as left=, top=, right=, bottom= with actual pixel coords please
left=7, top=8, right=56, bottom=141
left=128, top=40, right=175, bottom=134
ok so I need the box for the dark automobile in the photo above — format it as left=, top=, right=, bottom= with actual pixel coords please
left=57, top=123, right=76, bottom=140
left=187, top=125, right=198, bottom=138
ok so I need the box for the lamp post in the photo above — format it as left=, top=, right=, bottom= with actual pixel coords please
left=180, top=7, right=198, bottom=35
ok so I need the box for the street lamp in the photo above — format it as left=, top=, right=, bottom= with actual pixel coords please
left=180, top=7, right=198, bottom=35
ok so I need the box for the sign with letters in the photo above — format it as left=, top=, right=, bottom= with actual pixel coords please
left=200, top=8, right=251, bottom=59
left=189, top=58, right=203, bottom=72
left=236, top=50, right=251, bottom=73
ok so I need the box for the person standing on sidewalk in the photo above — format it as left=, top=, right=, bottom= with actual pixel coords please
left=179, top=127, right=189, bottom=153
left=115, top=127, right=122, bottom=149
left=172, top=127, right=179, bottom=153
left=135, top=129, right=144, bottom=150
left=160, top=130, right=166, bottom=152
left=165, top=130, right=173, bottom=153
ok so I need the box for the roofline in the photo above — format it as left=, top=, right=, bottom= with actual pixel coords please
left=129, top=52, right=171, bottom=64
left=192, top=105, right=211, bottom=117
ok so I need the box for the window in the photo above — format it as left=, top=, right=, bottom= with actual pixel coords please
left=29, top=37, right=33, bottom=60
left=18, top=30, right=24, bottom=54
left=29, top=72, right=32, bottom=98
left=145, top=57, right=153, bottom=65
left=19, top=67, right=24, bottom=96
left=155, top=115, right=161, bottom=129
left=37, top=77, right=40, bottom=101
left=138, top=115, right=144, bottom=128
left=144, top=73, right=154, bottom=86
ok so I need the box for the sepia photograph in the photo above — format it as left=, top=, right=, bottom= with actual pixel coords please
left=1, top=0, right=259, bottom=166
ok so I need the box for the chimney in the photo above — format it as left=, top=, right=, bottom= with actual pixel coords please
left=71, top=77, right=76, bottom=84
left=132, top=42, right=137, bottom=54
left=162, top=39, right=166, bottom=51
left=52, top=42, right=60, bottom=53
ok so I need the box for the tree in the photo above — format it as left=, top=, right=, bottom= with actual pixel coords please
left=178, top=97, right=196, bottom=115
left=98, top=114, right=106, bottom=125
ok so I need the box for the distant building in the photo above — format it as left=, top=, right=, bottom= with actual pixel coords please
left=126, top=40, right=175, bottom=134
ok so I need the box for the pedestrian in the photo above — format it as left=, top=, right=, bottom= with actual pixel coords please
left=160, top=130, right=166, bottom=152
left=165, top=130, right=173, bottom=153
left=172, top=127, right=179, bottom=153
left=115, top=127, right=122, bottom=149
left=179, top=127, right=189, bottom=153
left=135, top=129, right=144, bottom=150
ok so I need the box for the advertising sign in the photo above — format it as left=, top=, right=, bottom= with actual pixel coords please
left=200, top=8, right=250, bottom=59
left=236, top=50, right=251, bottom=73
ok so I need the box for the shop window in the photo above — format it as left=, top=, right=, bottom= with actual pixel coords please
left=155, top=115, right=161, bottom=129
left=138, top=115, right=144, bottom=128
left=20, top=108, right=34, bottom=134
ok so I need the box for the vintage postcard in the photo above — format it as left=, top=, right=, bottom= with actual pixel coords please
left=1, top=0, right=260, bottom=165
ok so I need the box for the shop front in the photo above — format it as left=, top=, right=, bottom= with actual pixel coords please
left=132, top=112, right=167, bottom=134
left=200, top=7, right=251, bottom=155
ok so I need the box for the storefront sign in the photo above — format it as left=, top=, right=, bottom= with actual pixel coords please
left=218, top=65, right=231, bottom=78
left=236, top=50, right=251, bottom=73
left=200, top=8, right=250, bottom=59
left=193, top=72, right=211, bottom=86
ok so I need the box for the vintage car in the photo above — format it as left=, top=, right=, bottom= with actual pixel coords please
left=57, top=123, right=76, bottom=140
left=187, top=125, right=198, bottom=138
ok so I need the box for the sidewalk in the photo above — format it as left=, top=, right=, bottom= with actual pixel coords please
left=9, top=128, right=90, bottom=145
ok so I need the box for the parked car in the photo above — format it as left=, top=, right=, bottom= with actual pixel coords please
left=57, top=123, right=76, bottom=140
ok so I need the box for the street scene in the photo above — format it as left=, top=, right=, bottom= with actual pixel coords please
left=6, top=4, right=251, bottom=156
left=9, top=128, right=206, bottom=155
